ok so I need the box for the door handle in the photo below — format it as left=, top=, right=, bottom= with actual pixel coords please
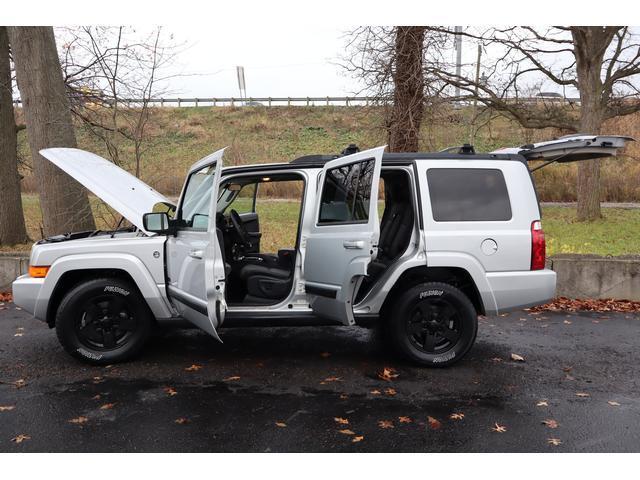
left=343, top=240, right=365, bottom=249
left=189, top=249, right=204, bottom=259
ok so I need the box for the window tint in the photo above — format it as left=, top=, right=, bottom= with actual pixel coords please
left=427, top=168, right=512, bottom=221
left=318, top=159, right=374, bottom=224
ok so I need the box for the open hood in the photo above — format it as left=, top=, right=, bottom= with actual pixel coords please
left=491, top=134, right=634, bottom=163
left=40, top=148, right=173, bottom=235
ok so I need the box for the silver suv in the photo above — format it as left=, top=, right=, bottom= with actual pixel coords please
left=12, top=135, right=631, bottom=366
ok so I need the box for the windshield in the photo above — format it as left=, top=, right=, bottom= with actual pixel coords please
left=180, top=163, right=217, bottom=227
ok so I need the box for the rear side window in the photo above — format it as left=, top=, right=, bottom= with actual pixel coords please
left=318, top=159, right=374, bottom=224
left=427, top=168, right=512, bottom=221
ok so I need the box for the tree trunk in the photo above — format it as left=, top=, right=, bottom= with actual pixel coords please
left=0, top=27, right=29, bottom=246
left=572, top=27, right=616, bottom=221
left=8, top=27, right=95, bottom=237
left=388, top=26, right=425, bottom=152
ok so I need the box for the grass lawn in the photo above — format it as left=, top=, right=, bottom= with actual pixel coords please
left=7, top=195, right=640, bottom=257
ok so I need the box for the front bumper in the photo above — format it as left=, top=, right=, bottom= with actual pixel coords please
left=12, top=274, right=45, bottom=319
left=486, top=268, right=557, bottom=314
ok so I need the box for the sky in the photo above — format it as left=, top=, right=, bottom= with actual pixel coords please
left=161, top=25, right=362, bottom=98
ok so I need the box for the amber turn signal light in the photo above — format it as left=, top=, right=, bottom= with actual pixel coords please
left=28, top=266, right=50, bottom=278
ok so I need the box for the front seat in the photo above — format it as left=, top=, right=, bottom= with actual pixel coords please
left=238, top=263, right=292, bottom=303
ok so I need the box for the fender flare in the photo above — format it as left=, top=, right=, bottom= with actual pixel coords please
left=34, top=253, right=173, bottom=321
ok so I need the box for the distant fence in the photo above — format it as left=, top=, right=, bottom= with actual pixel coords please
left=12, top=95, right=582, bottom=108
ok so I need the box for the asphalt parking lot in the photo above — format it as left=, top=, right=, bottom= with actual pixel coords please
left=1, top=304, right=639, bottom=452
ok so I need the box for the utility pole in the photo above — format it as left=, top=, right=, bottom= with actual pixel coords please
left=454, top=26, right=463, bottom=98
left=236, top=66, right=246, bottom=104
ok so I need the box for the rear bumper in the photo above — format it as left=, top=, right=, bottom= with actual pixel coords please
left=485, top=269, right=556, bottom=314
left=12, top=274, right=44, bottom=320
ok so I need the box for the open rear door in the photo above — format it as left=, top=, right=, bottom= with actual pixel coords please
left=303, top=146, right=385, bottom=326
left=491, top=134, right=633, bottom=169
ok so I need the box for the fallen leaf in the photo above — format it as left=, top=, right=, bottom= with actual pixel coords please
left=542, top=419, right=559, bottom=429
left=352, top=435, right=364, bottom=443
left=334, top=417, right=349, bottom=425
left=563, top=320, right=572, bottom=325
left=548, top=438, right=562, bottom=446
left=223, top=376, right=241, bottom=382
left=275, top=422, right=287, bottom=428
left=164, top=387, right=178, bottom=396
left=14, top=333, right=23, bottom=337
left=377, top=367, right=399, bottom=381
left=576, top=392, right=590, bottom=398
left=490, top=357, right=503, bottom=363
left=92, top=376, right=104, bottom=384
left=185, top=364, right=202, bottom=372
left=449, top=412, right=465, bottom=420
left=339, top=429, right=355, bottom=435
left=562, top=366, right=573, bottom=372
left=427, top=416, right=442, bottom=430
left=398, top=416, right=412, bottom=423
left=608, top=401, right=621, bottom=406
left=384, top=387, right=397, bottom=396
left=12, top=379, right=26, bottom=389
left=322, top=376, right=342, bottom=383
left=492, top=423, right=507, bottom=433
left=339, top=394, right=349, bottom=400
left=370, top=389, right=382, bottom=395
left=11, top=434, right=30, bottom=443
left=320, top=352, right=331, bottom=358
left=378, top=420, right=394, bottom=429
left=99, top=403, right=116, bottom=410
left=529, top=297, right=640, bottom=313
left=0, top=405, right=16, bottom=412
left=174, top=417, right=190, bottom=425
left=91, top=394, right=102, bottom=401
left=510, top=353, right=525, bottom=362
left=69, top=416, right=88, bottom=425
left=536, top=400, right=549, bottom=407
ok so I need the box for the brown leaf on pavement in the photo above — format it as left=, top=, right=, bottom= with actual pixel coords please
left=174, top=417, right=190, bottom=425
left=69, top=416, right=89, bottom=425
left=352, top=435, right=364, bottom=443
left=339, top=429, right=355, bottom=435
left=370, top=389, right=382, bottom=395
left=377, top=367, right=399, bottom=381
left=548, top=438, right=562, bottom=446
left=536, top=400, right=549, bottom=407
left=320, top=376, right=342, bottom=384
left=0, top=405, right=15, bottom=412
left=185, top=364, right=203, bottom=372
left=91, top=394, right=102, bottom=401
left=490, top=357, right=503, bottom=363
left=427, top=416, right=442, bottom=430
left=398, top=416, right=412, bottom=423
left=449, top=412, right=465, bottom=420
left=384, top=388, right=397, bottom=396
left=378, top=420, right=394, bottom=429
left=608, top=400, right=621, bottom=406
left=164, top=387, right=178, bottom=396
left=575, top=392, right=590, bottom=398
left=11, top=434, right=30, bottom=443
left=275, top=422, right=287, bottom=428
left=339, top=394, right=349, bottom=400
left=12, top=379, right=27, bottom=389
left=510, top=353, right=525, bottom=362
left=99, top=403, right=116, bottom=410
left=223, top=376, right=241, bottom=382
left=542, top=419, right=559, bottom=429
left=529, top=297, right=640, bottom=313
left=334, top=417, right=349, bottom=425
left=492, top=423, right=507, bottom=433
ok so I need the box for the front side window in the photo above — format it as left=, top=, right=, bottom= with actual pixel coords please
left=318, top=159, right=374, bottom=224
left=427, top=168, right=512, bottom=222
left=180, top=163, right=217, bottom=228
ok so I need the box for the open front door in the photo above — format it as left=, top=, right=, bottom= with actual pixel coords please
left=303, top=146, right=385, bottom=326
left=166, top=148, right=226, bottom=341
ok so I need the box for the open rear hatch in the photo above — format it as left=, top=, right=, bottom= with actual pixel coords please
left=491, top=134, right=634, bottom=171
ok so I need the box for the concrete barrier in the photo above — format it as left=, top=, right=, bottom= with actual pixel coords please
left=1, top=252, right=639, bottom=301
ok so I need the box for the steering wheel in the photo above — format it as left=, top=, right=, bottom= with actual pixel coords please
left=229, top=209, right=251, bottom=247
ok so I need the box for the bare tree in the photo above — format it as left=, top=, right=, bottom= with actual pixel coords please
left=0, top=27, right=29, bottom=246
left=9, top=26, right=96, bottom=236
left=344, top=27, right=447, bottom=152
left=422, top=26, right=640, bottom=221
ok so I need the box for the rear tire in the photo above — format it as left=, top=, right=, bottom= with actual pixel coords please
left=55, top=277, right=153, bottom=365
left=386, top=282, right=478, bottom=367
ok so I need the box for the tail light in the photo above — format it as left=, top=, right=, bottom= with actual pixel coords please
left=530, top=220, right=546, bottom=270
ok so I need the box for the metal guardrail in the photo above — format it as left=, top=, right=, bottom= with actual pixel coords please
left=12, top=95, right=581, bottom=107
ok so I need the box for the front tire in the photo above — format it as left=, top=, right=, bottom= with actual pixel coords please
left=55, top=277, right=153, bottom=365
left=387, top=282, right=478, bottom=367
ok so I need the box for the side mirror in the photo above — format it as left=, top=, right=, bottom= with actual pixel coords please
left=143, top=212, right=170, bottom=234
